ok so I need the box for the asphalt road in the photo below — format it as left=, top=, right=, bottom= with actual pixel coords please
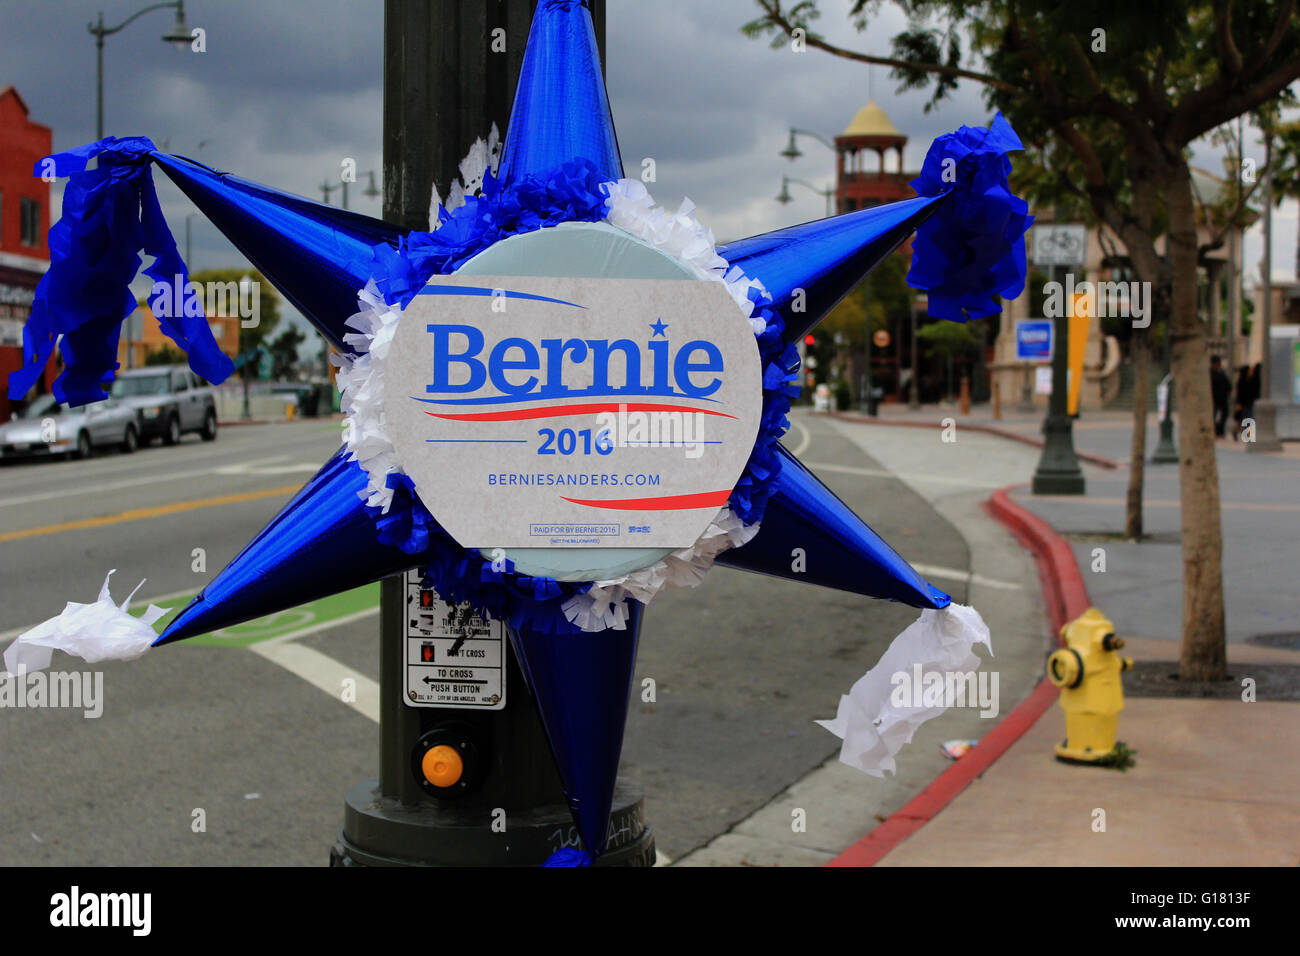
left=0, top=411, right=970, bottom=864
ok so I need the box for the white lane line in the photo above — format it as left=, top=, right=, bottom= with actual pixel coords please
left=0, top=454, right=298, bottom=508
left=802, top=460, right=1007, bottom=489
left=215, top=462, right=322, bottom=476
left=250, top=607, right=380, bottom=647
left=788, top=418, right=812, bottom=457
left=250, top=639, right=380, bottom=723
left=0, top=428, right=334, bottom=487
left=910, top=562, right=1023, bottom=591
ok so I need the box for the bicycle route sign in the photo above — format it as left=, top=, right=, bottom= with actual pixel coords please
left=1031, top=224, right=1087, bottom=267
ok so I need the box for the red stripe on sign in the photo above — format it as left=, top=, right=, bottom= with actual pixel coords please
left=560, top=490, right=732, bottom=511
left=426, top=402, right=737, bottom=423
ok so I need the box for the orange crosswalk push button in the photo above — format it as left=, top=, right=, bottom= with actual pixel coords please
left=421, top=744, right=464, bottom=788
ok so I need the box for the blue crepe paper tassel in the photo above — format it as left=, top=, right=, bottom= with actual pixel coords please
left=907, top=113, right=1034, bottom=322
left=542, top=848, right=594, bottom=867
left=7, top=136, right=233, bottom=407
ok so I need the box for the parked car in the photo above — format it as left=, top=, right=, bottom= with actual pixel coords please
left=0, top=393, right=140, bottom=460
left=110, top=365, right=219, bottom=445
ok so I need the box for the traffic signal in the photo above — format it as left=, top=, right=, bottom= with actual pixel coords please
left=804, top=334, right=816, bottom=346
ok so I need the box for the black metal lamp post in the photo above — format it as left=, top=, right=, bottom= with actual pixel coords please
left=90, top=1, right=192, bottom=369
left=90, top=2, right=192, bottom=140
left=330, top=0, right=652, bottom=868
left=321, top=171, right=381, bottom=211
left=1031, top=261, right=1086, bottom=495
left=780, top=127, right=837, bottom=162
left=776, top=175, right=834, bottom=218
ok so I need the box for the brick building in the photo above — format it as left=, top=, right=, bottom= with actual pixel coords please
left=121, top=304, right=243, bottom=369
left=0, top=86, right=54, bottom=422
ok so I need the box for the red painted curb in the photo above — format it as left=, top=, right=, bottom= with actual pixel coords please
left=827, top=483, right=1090, bottom=867
left=828, top=411, right=1121, bottom=471
left=987, top=486, right=1092, bottom=626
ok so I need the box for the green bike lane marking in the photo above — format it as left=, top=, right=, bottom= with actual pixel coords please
left=134, top=582, right=380, bottom=648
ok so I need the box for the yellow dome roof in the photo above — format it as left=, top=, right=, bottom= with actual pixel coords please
left=841, top=100, right=901, bottom=138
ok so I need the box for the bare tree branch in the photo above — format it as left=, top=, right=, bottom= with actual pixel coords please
left=1254, top=0, right=1297, bottom=78
left=1174, top=56, right=1300, bottom=144
left=751, top=0, right=1020, bottom=94
left=1213, top=0, right=1244, bottom=78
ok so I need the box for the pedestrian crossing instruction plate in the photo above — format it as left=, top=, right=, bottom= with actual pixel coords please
left=403, top=570, right=507, bottom=710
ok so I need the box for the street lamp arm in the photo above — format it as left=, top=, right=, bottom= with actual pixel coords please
left=89, top=1, right=182, bottom=38
left=785, top=176, right=832, bottom=197
left=791, top=128, right=836, bottom=151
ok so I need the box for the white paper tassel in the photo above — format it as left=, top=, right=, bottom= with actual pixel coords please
left=560, top=507, right=759, bottom=628
left=816, top=603, right=993, bottom=778
left=333, top=280, right=405, bottom=513
left=3, top=571, right=168, bottom=675
left=601, top=178, right=774, bottom=332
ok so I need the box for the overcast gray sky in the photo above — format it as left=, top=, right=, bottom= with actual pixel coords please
left=2, top=0, right=1295, bottom=336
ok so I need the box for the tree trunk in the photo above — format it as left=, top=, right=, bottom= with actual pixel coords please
left=1124, top=334, right=1149, bottom=539
left=1166, top=163, right=1227, bottom=681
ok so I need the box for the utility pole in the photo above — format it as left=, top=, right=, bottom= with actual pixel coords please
left=331, top=0, right=651, bottom=867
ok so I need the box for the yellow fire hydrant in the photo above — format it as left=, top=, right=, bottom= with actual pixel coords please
left=1047, top=608, right=1133, bottom=764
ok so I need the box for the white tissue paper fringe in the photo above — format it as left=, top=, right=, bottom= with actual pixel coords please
left=334, top=281, right=405, bottom=514
left=816, top=603, right=993, bottom=777
left=342, top=162, right=778, bottom=631
left=3, top=571, right=168, bottom=675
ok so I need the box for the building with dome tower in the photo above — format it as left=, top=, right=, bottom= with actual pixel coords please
left=834, top=99, right=917, bottom=212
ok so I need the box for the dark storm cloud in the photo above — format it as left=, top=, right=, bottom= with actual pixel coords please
left=2, top=0, right=1063, bottom=323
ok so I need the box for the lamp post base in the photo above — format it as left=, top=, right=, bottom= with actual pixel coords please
left=1032, top=413, right=1086, bottom=495
left=1151, top=415, right=1179, bottom=463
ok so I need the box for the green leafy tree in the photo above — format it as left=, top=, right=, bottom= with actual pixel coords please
left=917, top=317, right=982, bottom=399
left=143, top=344, right=186, bottom=367
left=268, top=326, right=307, bottom=380
left=743, top=0, right=1300, bottom=681
left=820, top=251, right=915, bottom=400
left=187, top=268, right=282, bottom=380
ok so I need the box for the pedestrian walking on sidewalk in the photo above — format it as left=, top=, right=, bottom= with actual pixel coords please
left=1233, top=363, right=1260, bottom=440
left=1210, top=356, right=1231, bottom=437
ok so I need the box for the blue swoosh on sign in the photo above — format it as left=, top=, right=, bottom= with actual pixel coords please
left=408, top=388, right=721, bottom=405
left=418, top=285, right=586, bottom=309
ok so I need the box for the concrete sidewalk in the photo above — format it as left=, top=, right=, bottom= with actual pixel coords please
left=875, top=636, right=1300, bottom=866
left=825, top=403, right=1300, bottom=867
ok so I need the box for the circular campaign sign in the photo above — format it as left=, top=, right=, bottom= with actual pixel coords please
left=386, top=222, right=762, bottom=582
